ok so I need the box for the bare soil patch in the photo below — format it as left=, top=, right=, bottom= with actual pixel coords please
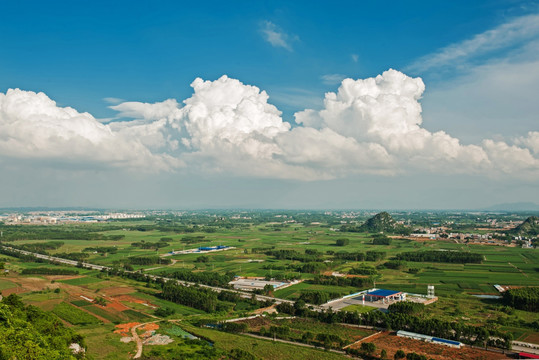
left=101, top=286, right=136, bottom=296
left=252, top=305, right=277, bottom=315
left=105, top=300, right=131, bottom=312
left=114, top=322, right=141, bottom=337
left=2, top=286, right=26, bottom=296
left=5, top=276, right=50, bottom=292
left=523, top=333, right=539, bottom=344
left=45, top=275, right=85, bottom=281
left=113, top=294, right=158, bottom=309
left=238, top=316, right=273, bottom=331
left=349, top=332, right=511, bottom=360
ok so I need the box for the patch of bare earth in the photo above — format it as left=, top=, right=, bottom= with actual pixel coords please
left=45, top=275, right=85, bottom=281
left=349, top=332, right=511, bottom=360
left=100, top=286, right=136, bottom=297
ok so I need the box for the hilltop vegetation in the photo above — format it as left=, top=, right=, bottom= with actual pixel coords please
left=362, top=212, right=396, bottom=232
left=513, top=216, right=539, bottom=236
left=0, top=294, right=84, bottom=359
left=341, top=212, right=411, bottom=235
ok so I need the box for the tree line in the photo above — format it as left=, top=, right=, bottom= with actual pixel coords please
left=162, top=269, right=234, bottom=288
left=159, top=281, right=273, bottom=313
left=333, top=250, right=386, bottom=262
left=21, top=267, right=79, bottom=275
left=395, top=250, right=482, bottom=264
left=128, top=255, right=172, bottom=265
left=503, top=287, right=539, bottom=312
left=308, top=275, right=373, bottom=288
left=275, top=301, right=513, bottom=350
left=131, top=238, right=170, bottom=250
left=83, top=246, right=118, bottom=254
left=0, top=225, right=124, bottom=241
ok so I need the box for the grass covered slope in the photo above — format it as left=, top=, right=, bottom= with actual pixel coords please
left=0, top=294, right=85, bottom=360
left=513, top=216, right=539, bottom=236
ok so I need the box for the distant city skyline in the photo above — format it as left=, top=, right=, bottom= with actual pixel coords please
left=0, top=1, right=538, bottom=209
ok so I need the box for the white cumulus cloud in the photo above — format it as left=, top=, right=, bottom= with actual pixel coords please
left=0, top=88, right=179, bottom=171
left=294, top=69, right=536, bottom=177
left=2, top=70, right=538, bottom=180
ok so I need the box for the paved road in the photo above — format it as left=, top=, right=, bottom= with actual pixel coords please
left=2, top=246, right=320, bottom=309
left=509, top=344, right=539, bottom=355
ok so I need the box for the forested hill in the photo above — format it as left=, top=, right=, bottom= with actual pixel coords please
left=361, top=212, right=396, bottom=232
left=0, top=294, right=84, bottom=359
left=512, top=216, right=539, bottom=236
left=341, top=211, right=411, bottom=235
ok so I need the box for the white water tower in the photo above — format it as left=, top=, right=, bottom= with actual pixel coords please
left=427, top=285, right=435, bottom=298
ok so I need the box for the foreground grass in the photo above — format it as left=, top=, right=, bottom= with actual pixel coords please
left=341, top=304, right=377, bottom=313
left=182, top=323, right=347, bottom=360
left=77, top=324, right=134, bottom=360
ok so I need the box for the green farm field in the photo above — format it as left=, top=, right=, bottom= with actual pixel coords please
left=6, top=225, right=539, bottom=299
left=2, top=213, right=538, bottom=358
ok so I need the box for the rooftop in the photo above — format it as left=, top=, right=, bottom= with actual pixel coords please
left=367, top=289, right=401, bottom=297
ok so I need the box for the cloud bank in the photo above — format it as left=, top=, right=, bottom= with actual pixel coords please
left=1, top=70, right=537, bottom=180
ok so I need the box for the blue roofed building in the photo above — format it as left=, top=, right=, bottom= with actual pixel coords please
left=363, top=289, right=406, bottom=303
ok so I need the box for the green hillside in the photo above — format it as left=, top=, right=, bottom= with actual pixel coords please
left=513, top=216, right=539, bottom=236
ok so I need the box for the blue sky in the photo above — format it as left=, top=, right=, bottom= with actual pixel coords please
left=0, top=0, right=538, bottom=209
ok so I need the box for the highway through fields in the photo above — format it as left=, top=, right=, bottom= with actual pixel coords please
left=1, top=246, right=321, bottom=309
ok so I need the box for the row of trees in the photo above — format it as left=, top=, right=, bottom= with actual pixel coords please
left=308, top=275, right=373, bottom=288
left=20, top=267, right=79, bottom=275
left=349, top=264, right=377, bottom=275
left=503, top=287, right=539, bottom=312
left=388, top=301, right=425, bottom=315
left=0, top=246, right=66, bottom=265
left=131, top=238, right=170, bottom=250
left=275, top=302, right=513, bottom=350
left=160, top=281, right=220, bottom=312
left=395, top=250, right=482, bottom=264
left=127, top=255, right=171, bottom=265
left=55, top=252, right=89, bottom=262
left=298, top=291, right=343, bottom=305
left=0, top=225, right=124, bottom=241
left=258, top=325, right=346, bottom=349
left=164, top=269, right=235, bottom=288
left=334, top=250, right=386, bottom=262
left=159, top=281, right=273, bottom=313
left=265, top=249, right=322, bottom=262
left=83, top=246, right=118, bottom=254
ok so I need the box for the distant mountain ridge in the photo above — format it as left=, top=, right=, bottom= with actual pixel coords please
left=484, top=202, right=539, bottom=212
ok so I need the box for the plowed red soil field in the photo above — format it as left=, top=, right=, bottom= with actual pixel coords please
left=349, top=332, right=511, bottom=360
